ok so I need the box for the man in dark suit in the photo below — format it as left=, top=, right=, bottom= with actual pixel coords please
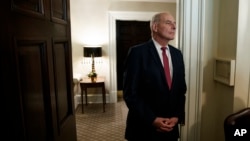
left=123, top=12, right=187, bottom=141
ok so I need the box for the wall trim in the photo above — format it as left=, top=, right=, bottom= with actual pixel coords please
left=178, top=0, right=204, bottom=141
left=74, top=94, right=110, bottom=109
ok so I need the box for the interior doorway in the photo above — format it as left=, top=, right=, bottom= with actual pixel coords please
left=116, top=20, right=151, bottom=90
left=109, top=11, right=158, bottom=103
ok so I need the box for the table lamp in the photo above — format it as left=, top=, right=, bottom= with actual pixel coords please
left=83, top=47, right=102, bottom=78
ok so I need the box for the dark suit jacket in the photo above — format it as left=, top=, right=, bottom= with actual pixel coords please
left=123, top=39, right=187, bottom=141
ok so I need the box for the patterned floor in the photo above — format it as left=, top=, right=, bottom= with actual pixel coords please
left=76, top=99, right=128, bottom=141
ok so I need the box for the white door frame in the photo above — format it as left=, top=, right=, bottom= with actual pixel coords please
left=178, top=0, right=204, bottom=141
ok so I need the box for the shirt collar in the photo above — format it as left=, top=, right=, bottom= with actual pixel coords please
left=152, top=38, right=169, bottom=50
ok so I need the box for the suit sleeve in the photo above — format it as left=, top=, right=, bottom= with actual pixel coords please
left=123, top=47, right=156, bottom=126
left=176, top=50, right=187, bottom=125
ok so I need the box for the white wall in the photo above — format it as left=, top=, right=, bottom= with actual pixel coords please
left=70, top=0, right=110, bottom=79
left=70, top=0, right=176, bottom=103
left=199, top=0, right=238, bottom=140
left=70, top=0, right=250, bottom=141
left=199, top=0, right=220, bottom=140
left=200, top=0, right=250, bottom=141
left=234, top=0, right=250, bottom=110
left=180, top=0, right=249, bottom=141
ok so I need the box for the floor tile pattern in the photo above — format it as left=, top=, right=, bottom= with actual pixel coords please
left=76, top=100, right=128, bottom=141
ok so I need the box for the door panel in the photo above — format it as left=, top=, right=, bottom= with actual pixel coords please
left=12, top=0, right=45, bottom=15
left=51, top=0, right=67, bottom=23
left=53, top=40, right=73, bottom=125
left=2, top=0, right=76, bottom=141
left=116, top=20, right=151, bottom=90
left=52, top=41, right=76, bottom=140
left=17, top=40, right=49, bottom=141
left=11, top=0, right=47, bottom=22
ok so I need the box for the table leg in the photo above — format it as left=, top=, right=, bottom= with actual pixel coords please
left=84, top=88, right=88, bottom=106
left=102, top=85, right=106, bottom=112
left=81, top=88, right=84, bottom=114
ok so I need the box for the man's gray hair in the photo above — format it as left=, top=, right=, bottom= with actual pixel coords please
left=150, top=12, right=171, bottom=31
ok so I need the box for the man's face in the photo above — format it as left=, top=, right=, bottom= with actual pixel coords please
left=155, top=13, right=176, bottom=41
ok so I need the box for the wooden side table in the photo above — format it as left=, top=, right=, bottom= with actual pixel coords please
left=79, top=77, right=106, bottom=113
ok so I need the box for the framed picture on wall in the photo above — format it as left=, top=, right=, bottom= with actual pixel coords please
left=214, top=57, right=235, bottom=86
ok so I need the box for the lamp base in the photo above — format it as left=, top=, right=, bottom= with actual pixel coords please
left=90, top=77, right=97, bottom=83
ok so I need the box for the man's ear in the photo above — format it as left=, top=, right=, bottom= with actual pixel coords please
left=152, top=23, right=158, bottom=32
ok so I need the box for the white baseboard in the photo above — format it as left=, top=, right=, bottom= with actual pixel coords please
left=74, top=95, right=81, bottom=109
left=74, top=94, right=110, bottom=109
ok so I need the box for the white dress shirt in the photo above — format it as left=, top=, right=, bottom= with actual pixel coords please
left=152, top=38, right=173, bottom=79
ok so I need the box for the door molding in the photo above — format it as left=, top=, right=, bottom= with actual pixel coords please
left=108, top=11, right=158, bottom=103
left=178, top=0, right=204, bottom=141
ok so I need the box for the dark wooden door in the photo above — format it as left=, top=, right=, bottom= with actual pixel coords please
left=116, top=20, right=151, bottom=90
left=1, top=0, right=76, bottom=141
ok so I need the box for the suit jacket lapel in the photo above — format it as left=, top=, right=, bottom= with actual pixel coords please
left=148, top=40, right=162, bottom=68
left=168, top=45, right=177, bottom=88
left=147, top=40, right=169, bottom=88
